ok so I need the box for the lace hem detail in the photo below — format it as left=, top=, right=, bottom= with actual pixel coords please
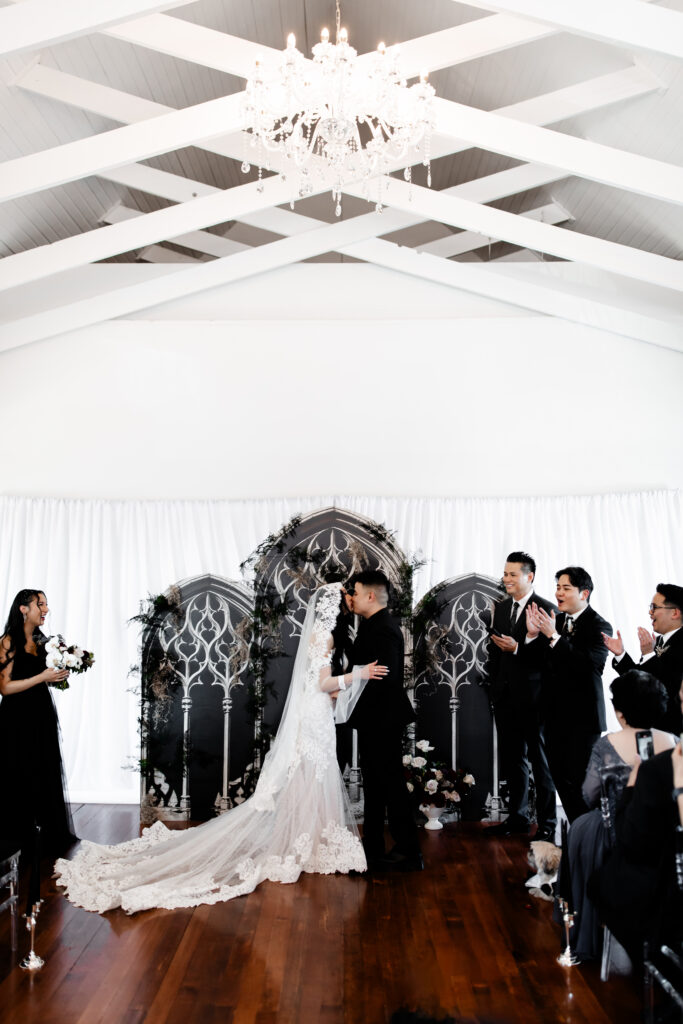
left=54, top=820, right=365, bottom=913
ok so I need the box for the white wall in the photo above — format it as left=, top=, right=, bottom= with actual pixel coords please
left=2, top=265, right=682, bottom=499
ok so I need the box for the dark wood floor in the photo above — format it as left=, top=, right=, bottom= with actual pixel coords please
left=0, top=805, right=642, bottom=1024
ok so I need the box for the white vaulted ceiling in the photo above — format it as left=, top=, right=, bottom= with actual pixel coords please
left=0, top=0, right=682, bottom=351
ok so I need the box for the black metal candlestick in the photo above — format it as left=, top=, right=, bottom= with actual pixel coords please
left=20, top=824, right=44, bottom=971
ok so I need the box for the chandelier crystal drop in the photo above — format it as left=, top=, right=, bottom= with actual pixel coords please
left=242, top=0, right=435, bottom=216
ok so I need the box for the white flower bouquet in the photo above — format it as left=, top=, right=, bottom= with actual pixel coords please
left=44, top=634, right=95, bottom=690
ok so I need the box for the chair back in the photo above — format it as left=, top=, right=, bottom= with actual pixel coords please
left=598, top=763, right=632, bottom=847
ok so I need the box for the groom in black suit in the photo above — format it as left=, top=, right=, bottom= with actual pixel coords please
left=347, top=570, right=422, bottom=871
left=486, top=551, right=557, bottom=839
left=524, top=566, right=613, bottom=823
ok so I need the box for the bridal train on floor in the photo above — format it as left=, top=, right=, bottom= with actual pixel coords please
left=54, top=584, right=366, bottom=913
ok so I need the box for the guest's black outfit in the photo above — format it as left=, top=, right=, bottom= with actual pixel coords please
left=613, top=628, right=683, bottom=734
left=565, top=736, right=632, bottom=960
left=487, top=591, right=557, bottom=835
left=591, top=750, right=682, bottom=966
left=0, top=644, right=76, bottom=857
left=524, top=605, right=612, bottom=823
left=348, top=608, right=419, bottom=862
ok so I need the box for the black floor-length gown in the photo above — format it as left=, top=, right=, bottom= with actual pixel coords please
left=0, top=644, right=76, bottom=857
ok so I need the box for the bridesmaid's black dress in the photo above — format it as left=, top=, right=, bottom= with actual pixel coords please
left=0, top=642, right=76, bottom=857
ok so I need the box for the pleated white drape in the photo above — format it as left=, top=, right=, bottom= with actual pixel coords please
left=1, top=491, right=680, bottom=802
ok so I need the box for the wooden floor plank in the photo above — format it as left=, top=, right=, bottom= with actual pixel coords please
left=0, top=807, right=643, bottom=1024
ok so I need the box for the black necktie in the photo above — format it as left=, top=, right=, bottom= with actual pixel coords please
left=510, top=602, right=519, bottom=633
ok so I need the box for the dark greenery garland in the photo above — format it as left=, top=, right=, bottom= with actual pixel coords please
left=125, top=586, right=183, bottom=777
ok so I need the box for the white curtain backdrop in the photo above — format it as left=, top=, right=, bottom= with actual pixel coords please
left=0, top=491, right=681, bottom=803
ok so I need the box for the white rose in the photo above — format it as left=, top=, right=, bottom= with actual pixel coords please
left=411, top=756, right=427, bottom=768
left=402, top=755, right=412, bottom=766
left=73, top=646, right=84, bottom=659
left=46, top=653, right=63, bottom=668
left=435, top=769, right=443, bottom=780
left=415, top=739, right=430, bottom=752
left=464, top=774, right=475, bottom=785
left=425, top=779, right=439, bottom=794
left=45, top=638, right=58, bottom=653
left=65, top=653, right=80, bottom=668
left=406, top=782, right=414, bottom=792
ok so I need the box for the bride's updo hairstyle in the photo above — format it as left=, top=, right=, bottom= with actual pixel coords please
left=610, top=669, right=667, bottom=728
left=1, top=588, right=45, bottom=669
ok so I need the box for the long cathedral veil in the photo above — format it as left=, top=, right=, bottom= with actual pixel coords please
left=54, top=583, right=366, bottom=914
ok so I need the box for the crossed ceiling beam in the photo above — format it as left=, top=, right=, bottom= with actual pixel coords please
left=0, top=0, right=193, bottom=59
left=1, top=206, right=677, bottom=353
left=102, top=200, right=572, bottom=262
left=2, top=63, right=665, bottom=292
left=1, top=56, right=677, bottom=210
left=0, top=4, right=679, bottom=351
left=448, top=0, right=683, bottom=61
left=105, top=13, right=557, bottom=79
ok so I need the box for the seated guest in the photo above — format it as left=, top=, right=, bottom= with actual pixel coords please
left=603, top=583, right=683, bottom=733
left=566, top=671, right=672, bottom=961
left=590, top=677, right=683, bottom=968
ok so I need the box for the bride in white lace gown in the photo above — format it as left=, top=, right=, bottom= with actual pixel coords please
left=54, top=583, right=384, bottom=914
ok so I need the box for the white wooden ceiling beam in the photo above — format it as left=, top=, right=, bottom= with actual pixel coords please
left=338, top=240, right=683, bottom=352
left=419, top=202, right=572, bottom=258
left=0, top=0, right=193, bottom=59
left=0, top=175, right=305, bottom=292
left=0, top=210, right=397, bottom=352
left=1, top=64, right=664, bottom=290
left=10, top=58, right=662, bottom=212
left=101, top=203, right=249, bottom=258
left=1, top=237, right=677, bottom=353
left=0, top=90, right=243, bottom=204
left=432, top=96, right=683, bottom=206
left=104, top=13, right=557, bottom=80
left=449, top=0, right=683, bottom=61
left=138, top=245, right=205, bottom=263
left=103, top=199, right=570, bottom=262
left=345, top=176, right=683, bottom=292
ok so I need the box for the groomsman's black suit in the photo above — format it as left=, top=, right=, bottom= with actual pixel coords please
left=487, top=592, right=557, bottom=833
left=348, top=608, right=419, bottom=862
left=613, top=629, right=683, bottom=734
left=524, top=604, right=612, bottom=822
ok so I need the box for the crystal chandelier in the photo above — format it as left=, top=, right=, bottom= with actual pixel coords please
left=242, top=0, right=435, bottom=216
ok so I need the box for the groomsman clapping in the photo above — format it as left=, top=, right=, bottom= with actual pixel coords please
left=603, top=583, right=683, bottom=733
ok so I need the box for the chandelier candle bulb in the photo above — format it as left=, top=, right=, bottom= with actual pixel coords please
left=242, top=8, right=435, bottom=214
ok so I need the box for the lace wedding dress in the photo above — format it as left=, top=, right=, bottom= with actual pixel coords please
left=54, top=583, right=366, bottom=913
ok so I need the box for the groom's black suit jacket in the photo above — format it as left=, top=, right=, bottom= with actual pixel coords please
left=347, top=608, right=414, bottom=733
